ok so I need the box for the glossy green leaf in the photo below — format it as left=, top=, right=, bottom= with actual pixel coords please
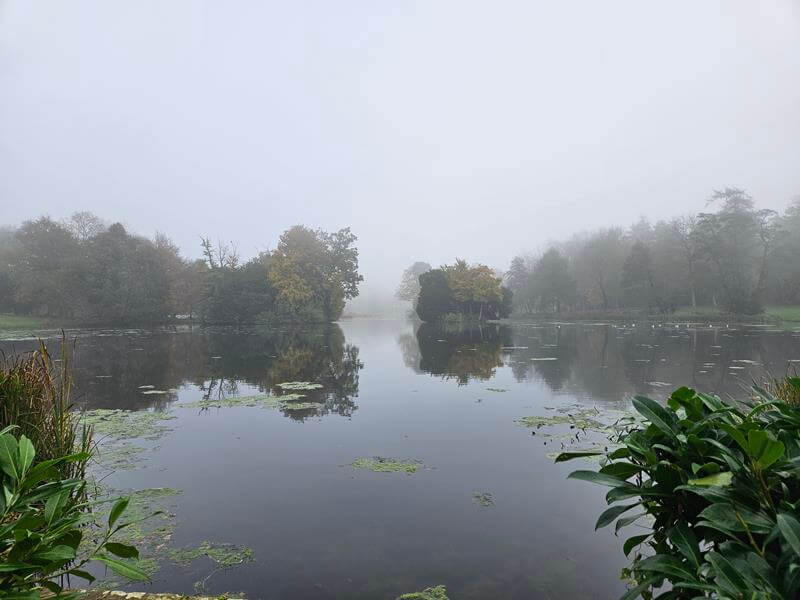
left=623, top=534, right=649, bottom=557
left=568, top=470, right=626, bottom=487
left=747, top=429, right=785, bottom=470
left=105, top=542, right=139, bottom=559
left=778, top=512, right=800, bottom=557
left=33, top=545, right=76, bottom=562
left=17, top=436, right=34, bottom=477
left=637, top=554, right=698, bottom=581
left=632, top=396, right=678, bottom=441
left=93, top=554, right=150, bottom=582
left=67, top=569, right=96, bottom=583
left=0, top=434, right=19, bottom=480
left=553, top=451, right=603, bottom=463
left=707, top=551, right=747, bottom=595
left=595, top=502, right=639, bottom=530
left=108, top=496, right=130, bottom=530
left=687, top=472, right=732, bottom=487
left=668, top=523, right=702, bottom=569
left=600, top=462, right=643, bottom=480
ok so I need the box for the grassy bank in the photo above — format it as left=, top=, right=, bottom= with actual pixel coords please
left=0, top=313, right=51, bottom=330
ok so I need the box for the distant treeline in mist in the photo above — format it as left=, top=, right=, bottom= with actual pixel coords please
left=504, top=188, right=800, bottom=316
left=0, top=213, right=362, bottom=324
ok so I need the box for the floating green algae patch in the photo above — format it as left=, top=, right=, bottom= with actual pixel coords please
left=169, top=541, right=254, bottom=568
left=82, top=408, right=177, bottom=441
left=277, top=381, right=323, bottom=390
left=351, top=456, right=423, bottom=474
left=179, top=393, right=323, bottom=412
left=486, top=387, right=508, bottom=392
left=397, top=585, right=449, bottom=600
left=169, top=542, right=254, bottom=593
left=94, top=443, right=148, bottom=472
left=515, top=404, right=636, bottom=435
left=472, top=491, right=495, bottom=507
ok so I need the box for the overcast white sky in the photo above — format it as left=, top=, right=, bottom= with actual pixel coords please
left=1, top=1, right=799, bottom=303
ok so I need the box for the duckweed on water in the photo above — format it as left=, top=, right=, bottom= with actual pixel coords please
left=486, top=387, right=507, bottom=393
left=351, top=457, right=423, bottom=474
left=472, top=492, right=495, bottom=507
left=396, top=585, right=449, bottom=600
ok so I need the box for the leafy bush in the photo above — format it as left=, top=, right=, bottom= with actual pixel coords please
left=557, top=383, right=800, bottom=599
left=0, top=426, right=150, bottom=599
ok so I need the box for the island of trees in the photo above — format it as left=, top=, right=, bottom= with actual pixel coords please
left=0, top=213, right=362, bottom=325
left=398, top=260, right=512, bottom=322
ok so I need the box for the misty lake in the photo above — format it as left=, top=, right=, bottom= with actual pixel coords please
left=2, top=319, right=799, bottom=600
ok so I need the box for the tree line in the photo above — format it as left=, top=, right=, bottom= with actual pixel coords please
left=0, top=212, right=362, bottom=324
left=505, top=188, right=800, bottom=315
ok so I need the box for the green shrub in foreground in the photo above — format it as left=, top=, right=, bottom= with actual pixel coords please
left=0, top=426, right=150, bottom=599
left=558, top=381, right=800, bottom=599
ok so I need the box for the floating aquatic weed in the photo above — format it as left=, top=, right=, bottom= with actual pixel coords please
left=81, top=408, right=177, bottom=441
left=397, top=585, right=449, bottom=600
left=169, top=541, right=254, bottom=568
left=486, top=387, right=507, bottom=393
left=93, top=444, right=148, bottom=472
left=180, top=393, right=322, bottom=412
left=169, top=541, right=254, bottom=593
left=351, top=456, right=423, bottom=474
left=276, top=381, right=323, bottom=390
left=472, top=491, right=495, bottom=507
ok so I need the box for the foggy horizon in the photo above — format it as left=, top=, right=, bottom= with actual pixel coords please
left=2, top=1, right=800, bottom=301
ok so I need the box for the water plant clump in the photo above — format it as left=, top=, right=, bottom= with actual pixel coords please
left=169, top=542, right=254, bottom=593
left=486, top=387, right=507, bottom=392
left=351, top=456, right=424, bottom=474
left=396, top=585, right=449, bottom=600
left=472, top=491, right=495, bottom=507
left=169, top=541, right=254, bottom=568
left=276, top=381, right=323, bottom=390
left=81, top=408, right=177, bottom=441
left=179, top=393, right=322, bottom=412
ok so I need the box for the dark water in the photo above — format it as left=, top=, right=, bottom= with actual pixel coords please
left=2, top=319, right=800, bottom=599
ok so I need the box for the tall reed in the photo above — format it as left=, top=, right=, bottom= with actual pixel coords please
left=0, top=336, right=92, bottom=479
left=767, top=374, right=800, bottom=407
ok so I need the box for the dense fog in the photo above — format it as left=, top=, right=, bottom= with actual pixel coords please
left=2, top=1, right=799, bottom=314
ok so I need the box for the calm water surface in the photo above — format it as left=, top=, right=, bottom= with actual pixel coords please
left=3, top=319, right=800, bottom=599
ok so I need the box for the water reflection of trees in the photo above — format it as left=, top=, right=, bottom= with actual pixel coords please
left=0, top=324, right=362, bottom=421
left=506, top=324, right=800, bottom=401
left=415, top=322, right=512, bottom=385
